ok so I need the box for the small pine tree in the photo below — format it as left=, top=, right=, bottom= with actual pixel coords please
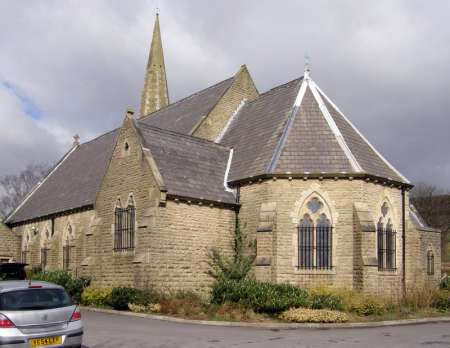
left=206, top=218, right=256, bottom=281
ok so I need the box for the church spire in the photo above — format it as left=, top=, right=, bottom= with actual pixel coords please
left=140, top=13, right=169, bottom=118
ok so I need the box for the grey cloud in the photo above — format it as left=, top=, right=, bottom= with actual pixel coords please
left=0, top=0, right=449, bottom=188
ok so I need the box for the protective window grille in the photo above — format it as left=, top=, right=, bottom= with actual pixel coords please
left=298, top=216, right=333, bottom=269
left=40, top=247, right=48, bottom=270
left=114, top=206, right=135, bottom=250
left=377, top=224, right=396, bottom=271
left=427, top=251, right=434, bottom=275
left=63, top=243, right=71, bottom=271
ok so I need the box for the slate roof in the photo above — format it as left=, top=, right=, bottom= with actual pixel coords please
left=141, top=77, right=234, bottom=134
left=6, top=72, right=409, bottom=225
left=221, top=75, right=408, bottom=183
left=6, top=130, right=119, bottom=224
left=220, top=78, right=303, bottom=180
left=136, top=122, right=235, bottom=204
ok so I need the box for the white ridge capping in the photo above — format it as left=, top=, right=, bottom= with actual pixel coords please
left=6, top=145, right=79, bottom=222
left=308, top=78, right=363, bottom=173
left=215, top=99, right=247, bottom=143
left=224, top=148, right=234, bottom=193
left=313, top=83, right=410, bottom=183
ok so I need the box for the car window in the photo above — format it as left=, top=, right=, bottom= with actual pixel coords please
left=0, top=267, right=26, bottom=280
left=0, top=289, right=72, bottom=310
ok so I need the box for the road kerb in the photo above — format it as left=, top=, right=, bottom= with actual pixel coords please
left=80, top=306, right=450, bottom=329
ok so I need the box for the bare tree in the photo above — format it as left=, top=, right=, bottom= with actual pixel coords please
left=410, top=182, right=444, bottom=227
left=0, top=164, right=50, bottom=218
left=411, top=183, right=449, bottom=225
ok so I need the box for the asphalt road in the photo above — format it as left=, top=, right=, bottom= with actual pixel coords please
left=81, top=310, right=450, bottom=348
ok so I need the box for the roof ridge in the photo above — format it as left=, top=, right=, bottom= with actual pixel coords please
left=140, top=76, right=235, bottom=121
left=78, top=128, right=119, bottom=147
left=260, top=77, right=303, bottom=96
left=244, top=77, right=303, bottom=108
left=137, top=121, right=231, bottom=151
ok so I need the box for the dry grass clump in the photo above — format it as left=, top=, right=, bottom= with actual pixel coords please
left=279, top=308, right=349, bottom=323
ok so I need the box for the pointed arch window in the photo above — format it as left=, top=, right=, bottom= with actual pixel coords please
left=114, top=196, right=135, bottom=250
left=377, top=205, right=397, bottom=271
left=63, top=224, right=73, bottom=271
left=21, top=233, right=30, bottom=264
left=63, top=239, right=71, bottom=271
left=427, top=250, right=434, bottom=275
left=297, top=197, right=333, bottom=270
left=40, top=247, right=48, bottom=271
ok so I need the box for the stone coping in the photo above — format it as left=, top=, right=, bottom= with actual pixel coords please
left=80, top=306, right=450, bottom=329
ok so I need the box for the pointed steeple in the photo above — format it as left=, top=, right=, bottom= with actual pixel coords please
left=140, top=13, right=169, bottom=118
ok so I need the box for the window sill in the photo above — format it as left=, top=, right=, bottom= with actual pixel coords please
left=293, top=267, right=336, bottom=275
left=113, top=249, right=135, bottom=257
left=377, top=269, right=398, bottom=276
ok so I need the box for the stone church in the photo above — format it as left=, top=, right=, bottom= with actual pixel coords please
left=0, top=15, right=441, bottom=295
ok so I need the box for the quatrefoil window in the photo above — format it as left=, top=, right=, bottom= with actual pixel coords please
left=307, top=197, right=323, bottom=214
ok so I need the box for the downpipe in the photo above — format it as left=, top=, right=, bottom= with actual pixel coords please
left=401, top=187, right=406, bottom=297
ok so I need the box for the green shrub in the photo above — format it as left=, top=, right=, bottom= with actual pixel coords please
left=279, top=308, right=349, bottom=323
left=108, top=287, right=141, bottom=310
left=432, top=290, right=450, bottom=312
left=32, top=271, right=90, bottom=302
left=131, top=288, right=160, bottom=306
left=441, top=276, right=450, bottom=290
left=349, top=296, right=386, bottom=316
left=310, top=288, right=344, bottom=311
left=210, top=279, right=310, bottom=313
left=81, top=287, right=113, bottom=307
left=308, top=287, right=388, bottom=316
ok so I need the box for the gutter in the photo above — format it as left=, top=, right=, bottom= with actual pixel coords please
left=228, top=172, right=413, bottom=189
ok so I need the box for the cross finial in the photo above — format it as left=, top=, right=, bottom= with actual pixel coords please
left=304, top=53, right=311, bottom=79
left=73, top=134, right=80, bottom=147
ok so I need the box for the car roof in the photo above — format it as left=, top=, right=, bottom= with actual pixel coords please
left=0, top=281, right=64, bottom=293
left=0, top=263, right=27, bottom=268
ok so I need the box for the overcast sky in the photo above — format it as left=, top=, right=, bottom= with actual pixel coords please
left=1, top=0, right=449, bottom=189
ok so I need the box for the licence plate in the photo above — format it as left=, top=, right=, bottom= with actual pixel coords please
left=29, top=336, right=62, bottom=347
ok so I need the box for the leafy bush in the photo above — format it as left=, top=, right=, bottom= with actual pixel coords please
left=108, top=287, right=140, bottom=310
left=310, top=287, right=387, bottom=316
left=348, top=296, right=386, bottom=316
left=32, top=271, right=90, bottom=302
left=279, top=308, right=349, bottom=323
left=432, top=290, right=450, bottom=312
left=81, top=287, right=113, bottom=307
left=210, top=279, right=310, bottom=313
left=310, top=288, right=344, bottom=311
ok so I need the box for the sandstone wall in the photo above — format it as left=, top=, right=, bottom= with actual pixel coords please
left=238, top=178, right=428, bottom=296
left=11, top=210, right=94, bottom=272
left=0, top=221, right=21, bottom=262
left=83, top=114, right=236, bottom=292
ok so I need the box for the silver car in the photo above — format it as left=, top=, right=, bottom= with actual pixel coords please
left=0, top=281, right=83, bottom=348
